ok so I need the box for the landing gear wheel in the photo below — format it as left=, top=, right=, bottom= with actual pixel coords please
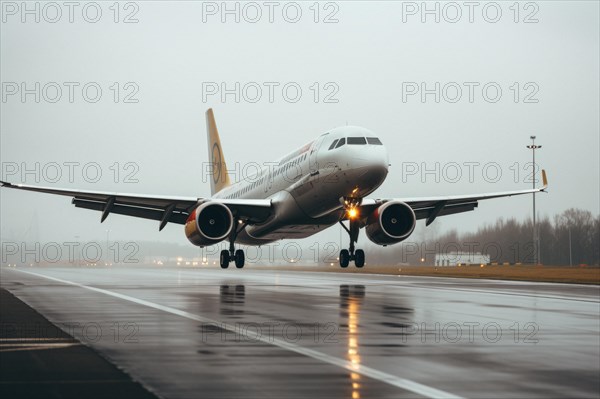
left=220, top=250, right=230, bottom=269
left=234, top=249, right=245, bottom=269
left=339, top=249, right=350, bottom=268
left=354, top=249, right=365, bottom=268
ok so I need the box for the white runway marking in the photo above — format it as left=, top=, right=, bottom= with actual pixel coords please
left=12, top=268, right=464, bottom=399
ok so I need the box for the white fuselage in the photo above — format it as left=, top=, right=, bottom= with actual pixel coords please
left=213, top=126, right=389, bottom=245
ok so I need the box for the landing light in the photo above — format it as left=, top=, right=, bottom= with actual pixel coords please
left=347, top=208, right=359, bottom=219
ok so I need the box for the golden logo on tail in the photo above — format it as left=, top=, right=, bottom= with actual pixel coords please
left=206, top=108, right=231, bottom=195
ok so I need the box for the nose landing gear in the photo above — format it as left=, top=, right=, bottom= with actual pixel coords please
left=338, top=206, right=366, bottom=268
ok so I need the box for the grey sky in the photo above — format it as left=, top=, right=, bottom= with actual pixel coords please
left=1, top=1, right=598, bottom=247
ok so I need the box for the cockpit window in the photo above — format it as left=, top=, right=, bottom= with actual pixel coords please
left=335, top=138, right=346, bottom=148
left=347, top=137, right=367, bottom=145
left=328, top=139, right=339, bottom=150
left=367, top=137, right=383, bottom=145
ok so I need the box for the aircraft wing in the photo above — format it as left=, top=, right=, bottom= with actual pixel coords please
left=0, top=181, right=272, bottom=230
left=359, top=170, right=548, bottom=226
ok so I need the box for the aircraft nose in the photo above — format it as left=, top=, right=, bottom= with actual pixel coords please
left=349, top=145, right=389, bottom=171
left=359, top=162, right=388, bottom=189
left=347, top=145, right=389, bottom=189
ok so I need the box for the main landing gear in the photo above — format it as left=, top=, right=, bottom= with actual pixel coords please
left=338, top=219, right=365, bottom=269
left=220, top=220, right=247, bottom=269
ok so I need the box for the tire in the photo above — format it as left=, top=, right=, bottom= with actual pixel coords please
left=354, top=249, right=365, bottom=268
left=234, top=249, right=245, bottom=269
left=339, top=249, right=350, bottom=268
left=220, top=250, right=230, bottom=269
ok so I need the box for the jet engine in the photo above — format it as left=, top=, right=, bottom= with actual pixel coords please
left=365, top=201, right=416, bottom=245
left=185, top=202, right=234, bottom=247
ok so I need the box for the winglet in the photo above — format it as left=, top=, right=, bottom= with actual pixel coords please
left=541, top=169, right=548, bottom=191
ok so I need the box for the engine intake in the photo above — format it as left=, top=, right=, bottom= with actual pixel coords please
left=185, top=202, right=234, bottom=247
left=366, top=201, right=416, bottom=245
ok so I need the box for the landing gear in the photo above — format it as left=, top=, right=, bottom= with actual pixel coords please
left=221, top=220, right=247, bottom=269
left=234, top=249, right=245, bottom=269
left=220, top=250, right=230, bottom=269
left=338, top=219, right=366, bottom=268
left=339, top=249, right=350, bottom=268
left=354, top=249, right=365, bottom=268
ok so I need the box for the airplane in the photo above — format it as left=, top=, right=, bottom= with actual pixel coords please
left=1, top=108, right=548, bottom=269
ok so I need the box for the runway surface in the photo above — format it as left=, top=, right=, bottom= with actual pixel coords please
left=1, top=266, right=599, bottom=399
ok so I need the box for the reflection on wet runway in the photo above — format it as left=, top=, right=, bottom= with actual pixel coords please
left=1, top=267, right=598, bottom=399
left=219, top=284, right=245, bottom=316
left=340, top=285, right=365, bottom=399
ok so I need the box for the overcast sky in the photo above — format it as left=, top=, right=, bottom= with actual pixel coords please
left=1, top=1, right=598, bottom=250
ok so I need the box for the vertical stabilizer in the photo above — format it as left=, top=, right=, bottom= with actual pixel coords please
left=206, top=108, right=231, bottom=195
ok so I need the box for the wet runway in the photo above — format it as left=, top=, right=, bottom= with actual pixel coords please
left=1, top=266, right=599, bottom=399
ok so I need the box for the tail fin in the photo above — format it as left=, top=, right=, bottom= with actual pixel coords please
left=206, top=108, right=231, bottom=195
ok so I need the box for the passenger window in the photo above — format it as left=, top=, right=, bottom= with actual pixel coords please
left=347, top=137, right=367, bottom=145
left=328, top=139, right=339, bottom=150
left=335, top=138, right=345, bottom=148
left=367, top=137, right=383, bottom=145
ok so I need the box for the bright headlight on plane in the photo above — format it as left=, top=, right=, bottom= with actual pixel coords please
left=347, top=208, right=359, bottom=219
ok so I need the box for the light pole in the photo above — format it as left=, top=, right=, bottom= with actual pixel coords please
left=527, top=136, right=542, bottom=265
left=568, top=228, right=573, bottom=267
left=74, top=235, right=80, bottom=266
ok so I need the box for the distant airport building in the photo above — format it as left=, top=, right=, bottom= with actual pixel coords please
left=435, top=252, right=490, bottom=266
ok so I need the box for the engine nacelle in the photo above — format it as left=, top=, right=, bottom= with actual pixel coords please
left=185, top=202, right=234, bottom=247
left=365, top=201, right=416, bottom=245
